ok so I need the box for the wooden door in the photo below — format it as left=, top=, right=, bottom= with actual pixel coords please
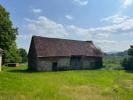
left=70, top=56, right=81, bottom=69
left=52, top=62, right=57, bottom=71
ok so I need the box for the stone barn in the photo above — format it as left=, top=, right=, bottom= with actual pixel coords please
left=28, top=36, right=103, bottom=71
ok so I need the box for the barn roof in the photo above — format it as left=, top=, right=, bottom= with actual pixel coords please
left=30, top=36, right=102, bottom=57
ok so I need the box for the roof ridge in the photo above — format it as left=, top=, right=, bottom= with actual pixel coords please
left=32, top=35, right=93, bottom=43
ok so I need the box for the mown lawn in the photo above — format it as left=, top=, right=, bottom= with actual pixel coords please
left=0, top=66, right=133, bottom=100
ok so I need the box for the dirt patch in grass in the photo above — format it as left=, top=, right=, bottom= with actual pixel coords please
left=0, top=91, right=27, bottom=100
left=123, top=79, right=133, bottom=89
left=60, top=85, right=113, bottom=100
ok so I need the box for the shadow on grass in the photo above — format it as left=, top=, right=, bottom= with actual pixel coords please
left=8, top=69, right=70, bottom=73
left=8, top=69, right=35, bottom=73
left=126, top=70, right=133, bottom=73
left=8, top=67, right=103, bottom=73
left=8, top=68, right=68, bottom=73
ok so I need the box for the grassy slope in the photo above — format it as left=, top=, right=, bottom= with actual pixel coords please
left=0, top=66, right=133, bottom=100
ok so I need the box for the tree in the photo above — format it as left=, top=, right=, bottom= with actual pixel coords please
left=4, top=42, right=21, bottom=63
left=122, top=45, right=133, bottom=70
left=128, top=45, right=133, bottom=56
left=0, top=4, right=19, bottom=63
left=19, top=48, right=27, bottom=63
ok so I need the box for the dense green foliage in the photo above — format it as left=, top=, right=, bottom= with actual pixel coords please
left=122, top=46, right=133, bottom=70
left=4, top=42, right=20, bottom=63
left=19, top=48, right=28, bottom=63
left=103, top=55, right=125, bottom=70
left=0, top=4, right=19, bottom=63
left=0, top=66, right=133, bottom=100
left=128, top=46, right=133, bottom=56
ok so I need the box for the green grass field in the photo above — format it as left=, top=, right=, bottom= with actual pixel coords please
left=0, top=66, right=133, bottom=100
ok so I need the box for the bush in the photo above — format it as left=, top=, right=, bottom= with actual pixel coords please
left=122, top=46, right=133, bottom=70
left=122, top=57, right=133, bottom=70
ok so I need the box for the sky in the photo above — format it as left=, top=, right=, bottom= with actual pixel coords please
left=0, top=0, right=133, bottom=52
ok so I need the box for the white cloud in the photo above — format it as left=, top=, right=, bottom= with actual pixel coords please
left=101, top=14, right=128, bottom=24
left=17, top=34, right=32, bottom=40
left=66, top=25, right=93, bottom=40
left=74, top=0, right=88, bottom=6
left=96, top=40, right=132, bottom=52
left=67, top=25, right=88, bottom=35
left=123, top=0, right=133, bottom=8
left=25, top=16, right=68, bottom=38
left=100, top=14, right=133, bottom=33
left=65, top=15, right=73, bottom=20
left=32, top=8, right=42, bottom=14
left=66, top=19, right=133, bottom=40
left=95, top=40, right=117, bottom=44
left=97, top=33, right=111, bottom=38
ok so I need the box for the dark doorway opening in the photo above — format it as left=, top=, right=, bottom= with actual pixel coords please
left=70, top=56, right=81, bottom=69
left=52, top=62, right=58, bottom=71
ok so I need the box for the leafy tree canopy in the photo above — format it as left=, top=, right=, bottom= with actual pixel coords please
left=19, top=48, right=28, bottom=63
left=128, top=45, right=133, bottom=56
left=0, top=4, right=20, bottom=63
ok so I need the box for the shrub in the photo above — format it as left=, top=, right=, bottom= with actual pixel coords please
left=122, top=46, right=133, bottom=70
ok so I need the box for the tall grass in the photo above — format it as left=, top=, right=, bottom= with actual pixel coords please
left=0, top=66, right=133, bottom=100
